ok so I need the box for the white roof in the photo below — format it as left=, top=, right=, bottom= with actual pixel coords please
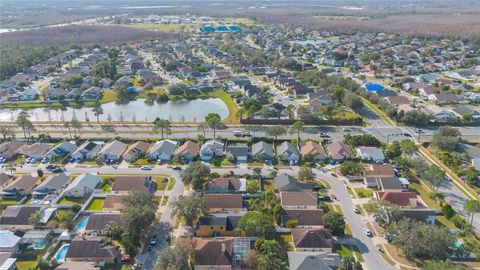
left=0, top=231, right=20, bottom=249
left=63, top=173, right=100, bottom=193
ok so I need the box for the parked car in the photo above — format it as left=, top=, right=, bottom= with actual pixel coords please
left=342, top=128, right=351, bottom=132
left=121, top=255, right=132, bottom=263
left=364, top=228, right=373, bottom=237
left=141, top=166, right=152, bottom=171
left=41, top=158, right=48, bottom=164
left=353, top=206, right=360, bottom=214
left=150, top=235, right=158, bottom=246
left=51, top=167, right=64, bottom=173
left=172, top=166, right=182, bottom=171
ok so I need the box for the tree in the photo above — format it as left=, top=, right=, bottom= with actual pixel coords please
left=64, top=121, right=72, bottom=138
left=426, top=165, right=447, bottom=193
left=114, top=83, right=134, bottom=104
left=289, top=120, right=303, bottom=141
left=339, top=161, right=363, bottom=176
left=247, top=180, right=260, bottom=194
left=285, top=105, right=295, bottom=119
left=266, top=126, right=287, bottom=140
left=70, top=119, right=83, bottom=137
left=170, top=193, right=205, bottom=226
left=431, top=126, right=460, bottom=151
left=92, top=101, right=104, bottom=123
left=338, top=256, right=362, bottom=270
left=156, top=238, right=193, bottom=270
left=298, top=166, right=316, bottom=183
left=0, top=125, right=13, bottom=139
left=342, top=92, right=363, bottom=111
left=464, top=166, right=480, bottom=186
left=387, top=218, right=454, bottom=260
left=323, top=211, right=345, bottom=236
left=37, top=169, right=43, bottom=177
left=105, top=223, right=123, bottom=240
left=386, top=141, right=402, bottom=160
left=464, top=200, right=480, bottom=226
left=236, top=211, right=276, bottom=238
left=180, top=161, right=211, bottom=190
left=15, top=110, right=32, bottom=139
left=400, top=140, right=418, bottom=157
left=197, top=123, right=208, bottom=137
left=152, top=118, right=171, bottom=139
left=422, top=261, right=468, bottom=270
left=364, top=199, right=404, bottom=227
left=4, top=162, right=16, bottom=175
left=28, top=210, right=42, bottom=228
left=205, top=113, right=221, bottom=139
left=286, top=219, right=298, bottom=228
left=236, top=107, right=246, bottom=120
left=255, top=239, right=288, bottom=270
left=442, top=204, right=456, bottom=219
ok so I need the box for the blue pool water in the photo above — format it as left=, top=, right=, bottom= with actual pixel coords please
left=75, top=216, right=89, bottom=231
left=55, top=244, right=70, bottom=262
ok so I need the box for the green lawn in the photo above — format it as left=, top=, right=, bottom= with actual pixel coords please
left=87, top=198, right=105, bottom=211
left=360, top=97, right=396, bottom=126
left=0, top=197, right=23, bottom=205
left=316, top=179, right=331, bottom=189
left=167, top=178, right=175, bottom=190
left=279, top=233, right=293, bottom=243
left=16, top=260, right=38, bottom=270
left=58, top=197, right=87, bottom=205
left=161, top=196, right=169, bottom=206
left=333, top=244, right=353, bottom=258
left=409, top=182, right=437, bottom=209
left=261, top=178, right=275, bottom=191
left=100, top=90, right=117, bottom=103
left=354, top=188, right=374, bottom=198
left=124, top=23, right=189, bottom=32
left=155, top=177, right=169, bottom=190
left=206, top=90, right=239, bottom=124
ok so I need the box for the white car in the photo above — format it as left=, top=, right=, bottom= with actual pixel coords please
left=364, top=228, right=373, bottom=237
left=352, top=206, right=360, bottom=214
left=141, top=166, right=152, bottom=171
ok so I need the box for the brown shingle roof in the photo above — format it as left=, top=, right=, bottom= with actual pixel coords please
left=206, top=178, right=242, bottom=192
left=327, top=141, right=353, bottom=160
left=280, top=191, right=318, bottom=207
left=0, top=173, right=13, bottom=187
left=291, top=228, right=333, bottom=249
left=66, top=237, right=120, bottom=260
left=376, top=192, right=425, bottom=208
left=203, top=194, right=243, bottom=210
left=85, top=213, right=122, bottom=231
left=284, top=209, right=324, bottom=226
left=192, top=237, right=233, bottom=266
left=174, top=141, right=199, bottom=156
left=0, top=205, right=41, bottom=225
left=111, top=176, right=156, bottom=193
left=300, top=141, right=327, bottom=158
left=4, top=175, right=39, bottom=192
left=363, top=164, right=395, bottom=177
left=123, top=141, right=151, bottom=158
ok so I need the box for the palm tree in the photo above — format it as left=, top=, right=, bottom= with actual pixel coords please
left=0, top=125, right=13, bottom=139
left=28, top=210, right=42, bottom=228
left=236, top=108, right=246, bottom=120
left=64, top=121, right=72, bottom=138
left=71, top=119, right=83, bottom=138
left=152, top=118, right=171, bottom=139
left=4, top=162, right=16, bottom=175
left=197, top=123, right=208, bottom=137
left=15, top=110, right=32, bottom=139
left=205, top=113, right=221, bottom=139
left=92, top=101, right=103, bottom=123
left=289, top=120, right=303, bottom=142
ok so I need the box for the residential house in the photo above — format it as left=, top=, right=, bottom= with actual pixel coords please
left=45, top=141, right=77, bottom=160
left=374, top=192, right=427, bottom=209
left=18, top=230, right=52, bottom=251
left=0, top=141, right=27, bottom=160
left=450, top=107, right=480, bottom=121
left=136, top=69, right=163, bottom=84
left=280, top=191, right=318, bottom=209
left=21, top=143, right=54, bottom=160
left=196, top=215, right=242, bottom=237
left=63, top=173, right=100, bottom=198
left=283, top=209, right=325, bottom=228
left=327, top=141, right=353, bottom=161
left=274, top=173, right=313, bottom=192
left=203, top=194, right=244, bottom=212
left=70, top=141, right=103, bottom=161
left=251, top=141, right=274, bottom=162
left=288, top=251, right=341, bottom=270
left=148, top=140, right=179, bottom=162
left=0, top=231, right=20, bottom=253
left=32, top=173, right=70, bottom=198
left=111, top=176, right=157, bottom=194
left=300, top=141, right=328, bottom=162
left=98, top=140, right=127, bottom=162
left=102, top=194, right=128, bottom=211
left=225, top=144, right=249, bottom=162
left=122, top=141, right=151, bottom=162
left=1, top=175, right=39, bottom=198
left=277, top=142, right=300, bottom=163
left=0, top=173, right=13, bottom=188
left=0, top=205, right=52, bottom=229
left=205, top=178, right=246, bottom=193
left=174, top=141, right=199, bottom=162
left=65, top=237, right=121, bottom=264
left=85, top=213, right=122, bottom=236
left=363, top=164, right=395, bottom=178
left=385, top=96, right=410, bottom=106
left=364, top=176, right=403, bottom=191
left=356, top=146, right=385, bottom=163
left=291, top=228, right=333, bottom=252
left=0, top=252, right=16, bottom=270
left=192, top=237, right=234, bottom=270
left=81, top=86, right=102, bottom=100
left=200, top=140, right=225, bottom=162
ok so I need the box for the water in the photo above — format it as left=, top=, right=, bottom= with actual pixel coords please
left=0, top=98, right=229, bottom=122
left=75, top=216, right=89, bottom=231
left=55, top=244, right=70, bottom=262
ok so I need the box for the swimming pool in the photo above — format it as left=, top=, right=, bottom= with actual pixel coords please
left=75, top=216, right=89, bottom=231
left=55, top=244, right=70, bottom=262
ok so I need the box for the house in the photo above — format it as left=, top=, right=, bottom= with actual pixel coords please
left=81, top=86, right=102, bottom=100
left=192, top=237, right=233, bottom=270
left=148, top=140, right=179, bottom=161
left=122, top=141, right=151, bottom=162
left=196, top=214, right=242, bottom=237
left=280, top=191, right=318, bottom=209
left=472, top=158, right=480, bottom=171
left=356, top=146, right=385, bottom=163
left=225, top=144, right=249, bottom=162
left=1, top=175, right=39, bottom=198
left=205, top=178, right=246, bottom=193
left=288, top=251, right=341, bottom=270
left=174, top=141, right=199, bottom=162
left=200, top=140, right=225, bottom=162
left=374, top=192, right=427, bottom=209
left=18, top=229, right=52, bottom=251
left=283, top=209, right=325, bottom=227
left=98, top=140, right=127, bottom=162
left=300, top=141, right=328, bottom=162
left=363, top=164, right=395, bottom=178
left=274, top=173, right=313, bottom=191
left=63, top=173, right=100, bottom=198
left=111, top=176, right=157, bottom=194
left=0, top=231, right=20, bottom=253
left=102, top=194, right=128, bottom=211
left=291, top=228, right=333, bottom=252
left=327, top=141, right=353, bottom=161
left=385, top=96, right=410, bottom=106
left=32, top=173, right=70, bottom=198
left=65, top=237, right=121, bottom=264
left=251, top=141, right=274, bottom=162
left=45, top=141, right=77, bottom=160
left=450, top=107, right=480, bottom=121
left=364, top=176, right=403, bottom=191
left=0, top=173, right=13, bottom=188
left=136, top=68, right=163, bottom=84
left=203, top=194, right=243, bottom=212
left=21, top=143, right=54, bottom=160
left=0, top=205, right=45, bottom=228
left=0, top=141, right=27, bottom=160
left=277, top=142, right=300, bottom=163
left=70, top=141, right=103, bottom=161
left=0, top=252, right=16, bottom=270
left=85, top=213, right=122, bottom=236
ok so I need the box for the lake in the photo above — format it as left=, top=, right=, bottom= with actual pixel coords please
left=0, top=98, right=229, bottom=122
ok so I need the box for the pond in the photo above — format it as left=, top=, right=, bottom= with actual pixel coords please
left=0, top=98, right=229, bottom=122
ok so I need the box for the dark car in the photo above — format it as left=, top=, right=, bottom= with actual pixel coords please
left=172, top=166, right=182, bottom=171
left=403, top=133, right=412, bottom=137
left=51, top=167, right=64, bottom=173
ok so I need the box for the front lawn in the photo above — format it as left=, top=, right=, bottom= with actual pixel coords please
left=354, top=188, right=374, bottom=198
left=167, top=178, right=175, bottom=190
left=58, top=196, right=87, bottom=205
left=155, top=177, right=169, bottom=190
left=87, top=198, right=105, bottom=211
left=161, top=196, right=169, bottom=206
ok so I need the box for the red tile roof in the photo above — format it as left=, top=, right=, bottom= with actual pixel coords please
left=376, top=192, right=425, bottom=208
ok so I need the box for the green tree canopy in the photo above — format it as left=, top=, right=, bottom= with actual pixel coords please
left=180, top=161, right=211, bottom=190
left=236, top=211, right=276, bottom=238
